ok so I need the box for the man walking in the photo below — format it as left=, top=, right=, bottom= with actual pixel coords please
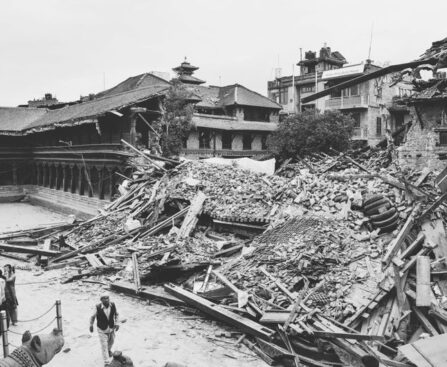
left=89, top=293, right=120, bottom=366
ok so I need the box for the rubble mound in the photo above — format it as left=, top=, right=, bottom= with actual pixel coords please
left=166, top=161, right=290, bottom=222
left=224, top=215, right=370, bottom=319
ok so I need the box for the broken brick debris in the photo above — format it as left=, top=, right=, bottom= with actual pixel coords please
left=3, top=140, right=447, bottom=366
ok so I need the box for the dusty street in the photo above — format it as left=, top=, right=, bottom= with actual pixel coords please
left=0, top=204, right=264, bottom=367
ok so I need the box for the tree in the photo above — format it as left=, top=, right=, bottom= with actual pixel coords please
left=267, top=110, right=354, bottom=159
left=153, top=81, right=194, bottom=157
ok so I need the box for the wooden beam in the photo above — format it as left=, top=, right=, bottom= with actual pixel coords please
left=110, top=282, right=185, bottom=306
left=0, top=243, right=60, bottom=257
left=383, top=205, right=420, bottom=266
left=212, top=244, right=244, bottom=258
left=259, top=311, right=290, bottom=324
left=312, top=330, right=386, bottom=342
left=393, top=233, right=425, bottom=266
left=131, top=252, right=141, bottom=292
left=416, top=256, right=432, bottom=307
left=412, top=305, right=439, bottom=336
left=259, top=267, right=295, bottom=300
left=177, top=191, right=207, bottom=238
left=121, top=139, right=166, bottom=172
left=241, top=339, right=275, bottom=366
left=419, top=192, right=447, bottom=220
left=164, top=284, right=274, bottom=340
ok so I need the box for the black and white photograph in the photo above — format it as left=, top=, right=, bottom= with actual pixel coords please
left=1, top=1, right=447, bottom=366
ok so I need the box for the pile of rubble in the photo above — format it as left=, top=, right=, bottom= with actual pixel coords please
left=2, top=142, right=447, bottom=367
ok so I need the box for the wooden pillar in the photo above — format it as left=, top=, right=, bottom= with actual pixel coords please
left=36, top=164, right=41, bottom=186
left=130, top=112, right=137, bottom=146
left=62, top=165, right=67, bottom=192
left=12, top=162, right=18, bottom=185
left=69, top=165, right=76, bottom=193
left=77, top=165, right=84, bottom=195
left=48, top=164, right=54, bottom=188
left=97, top=167, right=104, bottom=200
left=55, top=165, right=60, bottom=190
left=42, top=164, right=48, bottom=187
left=106, top=168, right=114, bottom=201
left=86, top=167, right=93, bottom=197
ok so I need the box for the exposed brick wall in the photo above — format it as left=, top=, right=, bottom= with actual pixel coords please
left=398, top=103, right=447, bottom=170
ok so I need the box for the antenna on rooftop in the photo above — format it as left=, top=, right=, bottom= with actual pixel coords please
left=367, top=22, right=374, bottom=61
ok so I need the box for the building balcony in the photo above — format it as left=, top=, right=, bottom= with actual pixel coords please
left=325, top=95, right=369, bottom=110
left=352, top=127, right=369, bottom=140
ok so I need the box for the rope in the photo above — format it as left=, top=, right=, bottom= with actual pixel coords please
left=26, top=318, right=57, bottom=335
left=7, top=329, right=23, bottom=335
left=16, top=304, right=55, bottom=323
left=8, top=318, right=56, bottom=336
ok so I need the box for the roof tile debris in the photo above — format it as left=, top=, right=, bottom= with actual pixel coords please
left=7, top=145, right=447, bottom=366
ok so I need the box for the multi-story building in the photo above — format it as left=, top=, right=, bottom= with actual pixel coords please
left=302, top=60, right=416, bottom=145
left=268, top=45, right=347, bottom=114
left=268, top=44, right=417, bottom=146
left=174, top=60, right=281, bottom=158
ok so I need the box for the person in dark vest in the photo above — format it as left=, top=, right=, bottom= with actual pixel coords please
left=89, top=293, right=120, bottom=366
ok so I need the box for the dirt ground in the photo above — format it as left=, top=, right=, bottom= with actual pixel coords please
left=0, top=204, right=265, bottom=367
left=0, top=203, right=68, bottom=233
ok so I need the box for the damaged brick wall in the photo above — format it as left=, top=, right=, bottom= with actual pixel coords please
left=398, top=102, right=447, bottom=170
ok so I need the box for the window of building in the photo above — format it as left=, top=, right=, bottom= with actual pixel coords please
left=199, top=129, right=210, bottom=149
left=350, top=112, right=361, bottom=128
left=279, top=88, right=288, bottom=105
left=222, top=132, right=232, bottom=150
left=301, top=104, right=315, bottom=112
left=331, top=89, right=342, bottom=98
left=439, top=131, right=447, bottom=146
left=301, top=85, right=315, bottom=93
left=242, top=134, right=252, bottom=150
left=350, top=84, right=360, bottom=96
left=376, top=117, right=382, bottom=136
left=261, top=135, right=268, bottom=150
left=307, top=65, right=315, bottom=74
left=395, top=114, right=404, bottom=128
left=244, top=107, right=270, bottom=122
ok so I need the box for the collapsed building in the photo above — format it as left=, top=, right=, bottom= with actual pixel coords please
left=302, top=37, right=447, bottom=170
left=0, top=60, right=280, bottom=217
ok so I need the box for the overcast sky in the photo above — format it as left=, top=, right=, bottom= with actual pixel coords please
left=1, top=0, right=446, bottom=106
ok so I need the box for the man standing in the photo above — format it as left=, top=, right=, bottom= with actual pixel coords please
left=0, top=270, right=9, bottom=327
left=89, top=293, right=120, bottom=366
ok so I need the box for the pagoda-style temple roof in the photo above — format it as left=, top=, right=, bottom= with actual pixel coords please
left=172, top=61, right=199, bottom=74
left=172, top=59, right=205, bottom=85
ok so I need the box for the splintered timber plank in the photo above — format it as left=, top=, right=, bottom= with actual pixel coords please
left=412, top=306, right=439, bottom=336
left=416, top=256, right=432, bottom=307
left=177, top=191, right=207, bottom=239
left=110, top=282, right=185, bottom=306
left=259, top=311, right=290, bottom=324
left=311, top=330, right=385, bottom=342
left=85, top=254, right=102, bottom=268
left=383, top=206, right=418, bottom=266
left=399, top=333, right=447, bottom=367
left=0, top=243, right=60, bottom=257
left=164, top=284, right=274, bottom=340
